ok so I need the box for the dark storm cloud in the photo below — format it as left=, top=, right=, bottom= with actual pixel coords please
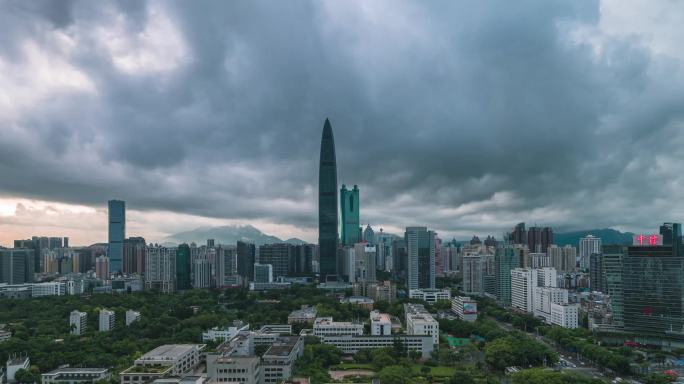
left=1, top=0, right=684, bottom=239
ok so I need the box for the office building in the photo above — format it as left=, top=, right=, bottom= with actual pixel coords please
left=462, top=255, right=483, bottom=295
left=42, top=368, right=110, bottom=384
left=176, top=244, right=192, bottom=291
left=622, top=225, right=684, bottom=338
left=363, top=224, right=375, bottom=245
left=340, top=185, right=360, bottom=246
left=125, top=310, right=141, bottom=326
left=495, top=246, right=519, bottom=306
left=237, top=241, right=256, bottom=281
left=145, top=246, right=176, bottom=293
left=259, top=244, right=293, bottom=278
left=0, top=249, right=34, bottom=284
left=318, top=118, right=339, bottom=281
left=451, top=296, right=478, bottom=322
left=409, top=289, right=451, bottom=303
left=579, top=235, right=601, bottom=270
left=123, top=237, right=146, bottom=275
left=405, top=227, right=435, bottom=290
left=202, top=322, right=250, bottom=342
left=292, top=243, right=315, bottom=275
left=404, top=303, right=439, bottom=345
left=260, top=336, right=304, bottom=384
left=313, top=317, right=363, bottom=337
left=108, top=200, right=125, bottom=275
left=370, top=311, right=392, bottom=335
left=70, top=310, right=87, bottom=335
left=120, top=344, right=203, bottom=384
left=254, top=263, right=273, bottom=283
left=99, top=309, right=116, bottom=332
left=536, top=267, right=558, bottom=288
left=511, top=268, right=537, bottom=313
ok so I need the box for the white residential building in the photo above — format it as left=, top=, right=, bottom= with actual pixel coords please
left=313, top=317, right=363, bottom=337
left=462, top=255, right=483, bottom=295
left=451, top=296, right=478, bottom=322
left=6, top=356, right=30, bottom=383
left=99, top=309, right=116, bottom=332
left=547, top=244, right=577, bottom=273
left=551, top=303, right=580, bottom=329
left=535, top=267, right=558, bottom=288
left=579, top=235, right=601, bottom=270
left=125, top=310, right=141, bottom=326
left=409, top=289, right=451, bottom=303
left=31, top=282, right=66, bottom=297
left=370, top=311, right=392, bottom=336
left=70, top=310, right=87, bottom=336
left=404, top=304, right=439, bottom=346
left=533, top=287, right=569, bottom=322
left=145, top=246, right=176, bottom=293
left=511, top=268, right=537, bottom=313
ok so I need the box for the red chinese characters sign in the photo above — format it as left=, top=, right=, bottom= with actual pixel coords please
left=632, top=234, right=663, bottom=246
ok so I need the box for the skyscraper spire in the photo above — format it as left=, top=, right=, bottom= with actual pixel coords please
left=319, top=118, right=338, bottom=280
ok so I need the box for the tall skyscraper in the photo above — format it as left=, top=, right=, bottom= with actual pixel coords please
left=176, top=244, right=192, bottom=291
left=259, top=243, right=294, bottom=278
left=495, top=246, right=520, bottom=306
left=236, top=241, right=256, bottom=281
left=405, top=227, right=435, bottom=290
left=0, top=249, right=35, bottom=284
left=319, top=118, right=339, bottom=280
left=527, top=226, right=553, bottom=253
left=108, top=200, right=125, bottom=275
left=340, top=185, right=360, bottom=246
left=363, top=225, right=376, bottom=245
left=510, top=222, right=526, bottom=245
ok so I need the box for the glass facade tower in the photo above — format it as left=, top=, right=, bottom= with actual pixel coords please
left=176, top=243, right=191, bottom=291
left=495, top=246, right=520, bottom=307
left=108, top=200, right=125, bottom=275
left=319, top=118, right=339, bottom=280
left=340, top=184, right=360, bottom=246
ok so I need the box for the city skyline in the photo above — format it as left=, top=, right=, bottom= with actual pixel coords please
left=2, top=1, right=684, bottom=246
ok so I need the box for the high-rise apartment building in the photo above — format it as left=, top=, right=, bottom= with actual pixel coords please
left=318, top=118, right=339, bottom=281
left=123, top=237, right=146, bottom=275
left=108, top=200, right=125, bottom=275
left=548, top=244, right=577, bottom=273
left=70, top=310, right=87, bottom=335
left=145, top=246, right=176, bottom=293
left=99, top=309, right=116, bottom=332
left=95, top=256, right=109, bottom=280
left=405, top=227, right=435, bottom=290
left=511, top=268, right=537, bottom=313
left=340, top=185, right=360, bottom=246
left=462, top=255, right=483, bottom=295
left=192, top=258, right=212, bottom=288
left=510, top=223, right=526, bottom=245
left=353, top=243, right=376, bottom=283
left=527, top=226, right=553, bottom=253
left=579, top=235, right=601, bottom=270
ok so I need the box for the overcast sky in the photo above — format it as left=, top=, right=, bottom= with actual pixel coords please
left=1, top=0, right=684, bottom=246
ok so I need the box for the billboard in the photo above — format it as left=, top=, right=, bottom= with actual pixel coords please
left=463, top=302, right=477, bottom=314
left=632, top=234, right=663, bottom=246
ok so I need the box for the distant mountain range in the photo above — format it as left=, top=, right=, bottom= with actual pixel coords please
left=553, top=228, right=634, bottom=247
left=163, top=224, right=307, bottom=246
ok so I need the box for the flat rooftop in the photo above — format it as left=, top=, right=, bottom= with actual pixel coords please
left=45, top=368, right=108, bottom=374
left=264, top=336, right=300, bottom=357
left=138, top=344, right=199, bottom=361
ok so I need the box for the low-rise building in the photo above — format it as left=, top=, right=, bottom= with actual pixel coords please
left=287, top=307, right=317, bottom=325
left=451, top=296, right=478, bottom=322
left=42, top=367, right=110, bottom=384
left=404, top=304, right=439, bottom=346
left=340, top=296, right=374, bottom=310
left=6, top=356, right=30, bottom=383
left=120, top=344, right=204, bottom=384
left=369, top=280, right=396, bottom=303
left=0, top=327, right=11, bottom=342
left=32, top=282, right=66, bottom=297
left=550, top=303, right=579, bottom=329
left=370, top=311, right=391, bottom=336
left=313, top=317, right=363, bottom=338
left=126, top=310, right=141, bottom=326
left=319, top=335, right=434, bottom=358
left=202, top=322, right=250, bottom=342
left=70, top=310, right=87, bottom=336
left=409, top=289, right=451, bottom=303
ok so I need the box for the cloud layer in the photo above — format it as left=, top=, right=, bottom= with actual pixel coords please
left=1, top=0, right=684, bottom=244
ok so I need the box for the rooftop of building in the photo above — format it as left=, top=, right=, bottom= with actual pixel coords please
left=7, top=356, right=29, bottom=366
left=370, top=312, right=391, bottom=324
left=263, top=337, right=300, bottom=357
left=313, top=317, right=361, bottom=327
left=288, top=307, right=317, bottom=318
left=44, top=367, right=108, bottom=375
left=137, top=344, right=201, bottom=362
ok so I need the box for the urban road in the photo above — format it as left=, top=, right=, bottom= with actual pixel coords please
left=488, top=317, right=639, bottom=383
